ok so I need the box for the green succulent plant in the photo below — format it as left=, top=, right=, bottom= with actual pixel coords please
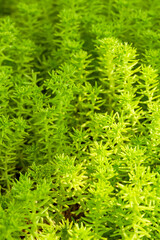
left=1, top=0, right=160, bottom=239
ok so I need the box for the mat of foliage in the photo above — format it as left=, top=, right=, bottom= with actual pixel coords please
left=1, top=0, right=160, bottom=239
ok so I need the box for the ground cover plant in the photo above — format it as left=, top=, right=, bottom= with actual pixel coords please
left=1, top=0, right=160, bottom=239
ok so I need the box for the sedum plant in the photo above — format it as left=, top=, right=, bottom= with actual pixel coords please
left=1, top=0, right=160, bottom=239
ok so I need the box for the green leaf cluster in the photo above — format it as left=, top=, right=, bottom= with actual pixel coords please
left=1, top=0, right=160, bottom=239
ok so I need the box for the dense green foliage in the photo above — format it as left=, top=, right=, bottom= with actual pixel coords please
left=1, top=0, right=160, bottom=239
